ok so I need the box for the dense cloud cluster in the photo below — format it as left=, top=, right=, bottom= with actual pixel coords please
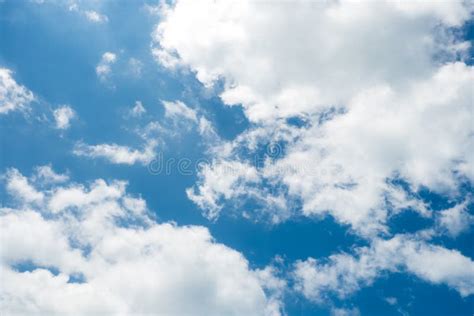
left=154, top=0, right=474, bottom=232
left=1, top=168, right=282, bottom=315
left=153, top=0, right=474, bottom=302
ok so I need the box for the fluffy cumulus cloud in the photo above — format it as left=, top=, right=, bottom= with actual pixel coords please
left=185, top=63, right=474, bottom=233
left=259, top=62, right=474, bottom=235
left=4, top=168, right=44, bottom=204
left=436, top=200, right=474, bottom=237
left=186, top=159, right=261, bottom=219
left=153, top=0, right=472, bottom=122
left=96, top=52, right=117, bottom=82
left=293, top=235, right=474, bottom=301
left=0, top=167, right=282, bottom=315
left=0, top=68, right=35, bottom=114
left=53, top=105, right=75, bottom=129
left=153, top=0, right=474, bottom=237
left=33, top=165, right=69, bottom=183
left=151, top=1, right=474, bottom=305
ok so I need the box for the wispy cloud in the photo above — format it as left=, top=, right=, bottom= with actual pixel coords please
left=0, top=68, right=35, bottom=114
left=294, top=235, right=474, bottom=301
left=68, top=3, right=108, bottom=23
left=129, top=101, right=146, bottom=117
left=73, top=140, right=157, bottom=165
left=162, top=100, right=198, bottom=122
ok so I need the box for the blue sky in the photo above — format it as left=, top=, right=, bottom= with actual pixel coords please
left=1, top=1, right=473, bottom=315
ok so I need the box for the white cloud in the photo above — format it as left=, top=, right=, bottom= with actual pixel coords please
left=162, top=100, right=198, bottom=122
left=255, top=265, right=287, bottom=316
left=4, top=168, right=44, bottom=204
left=150, top=1, right=474, bottom=306
left=331, top=307, right=360, bottom=316
left=293, top=235, right=474, bottom=302
left=187, top=154, right=292, bottom=224
left=153, top=0, right=472, bottom=122
left=160, top=100, right=220, bottom=141
left=0, top=68, right=35, bottom=114
left=258, top=62, right=474, bottom=235
left=186, top=159, right=261, bottom=220
left=68, top=3, right=108, bottom=23
left=47, top=179, right=127, bottom=214
left=157, top=0, right=474, bottom=236
left=73, top=99, right=201, bottom=167
left=198, top=116, right=218, bottom=139
left=33, top=165, right=69, bottom=184
left=96, top=52, right=117, bottom=82
left=53, top=105, right=76, bottom=129
left=437, top=201, right=473, bottom=237
left=130, top=100, right=146, bottom=117
left=83, top=10, right=108, bottom=23
left=73, top=140, right=157, bottom=165
left=32, top=1, right=108, bottom=23
left=0, top=168, right=282, bottom=315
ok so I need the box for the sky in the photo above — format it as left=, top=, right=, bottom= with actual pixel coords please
left=0, top=1, right=473, bottom=315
